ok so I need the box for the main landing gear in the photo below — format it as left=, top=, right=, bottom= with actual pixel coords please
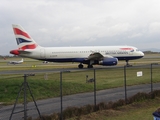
left=125, top=60, right=132, bottom=67
left=78, top=63, right=93, bottom=69
left=87, top=64, right=93, bottom=68
left=78, top=63, right=84, bottom=69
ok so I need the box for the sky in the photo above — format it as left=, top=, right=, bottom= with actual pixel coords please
left=1, top=0, right=160, bottom=55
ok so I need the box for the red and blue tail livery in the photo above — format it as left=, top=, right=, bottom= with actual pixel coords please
left=10, top=24, right=144, bottom=68
left=13, top=27, right=31, bottom=39
left=12, top=24, right=38, bottom=49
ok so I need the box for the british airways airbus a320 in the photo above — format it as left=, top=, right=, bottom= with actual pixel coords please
left=10, top=24, right=144, bottom=68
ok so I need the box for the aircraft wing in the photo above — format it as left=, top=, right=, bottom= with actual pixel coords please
left=87, top=52, right=104, bottom=60
left=87, top=52, right=114, bottom=60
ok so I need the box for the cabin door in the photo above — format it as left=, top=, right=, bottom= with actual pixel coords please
left=40, top=48, right=45, bottom=58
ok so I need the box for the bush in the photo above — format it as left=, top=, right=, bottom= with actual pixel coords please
left=34, top=90, right=160, bottom=120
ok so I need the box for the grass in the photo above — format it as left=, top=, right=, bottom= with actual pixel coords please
left=0, top=57, right=79, bottom=71
left=0, top=54, right=160, bottom=105
left=0, top=66, right=160, bottom=105
left=0, top=54, right=160, bottom=119
left=68, top=97, right=160, bottom=120
left=1, top=54, right=160, bottom=71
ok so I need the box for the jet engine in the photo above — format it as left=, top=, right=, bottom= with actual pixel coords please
left=99, top=58, right=118, bottom=66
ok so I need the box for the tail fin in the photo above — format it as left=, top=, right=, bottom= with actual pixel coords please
left=12, top=24, right=38, bottom=50
left=20, top=58, right=23, bottom=62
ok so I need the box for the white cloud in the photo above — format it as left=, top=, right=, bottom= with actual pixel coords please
left=128, top=33, right=142, bottom=38
left=149, top=22, right=160, bottom=35
left=1, top=0, right=160, bottom=54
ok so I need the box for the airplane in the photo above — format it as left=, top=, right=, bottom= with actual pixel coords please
left=43, top=61, right=49, bottom=64
left=8, top=58, right=23, bottom=65
left=10, top=24, right=144, bottom=68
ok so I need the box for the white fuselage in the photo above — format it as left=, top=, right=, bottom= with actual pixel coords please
left=19, top=45, right=144, bottom=61
left=8, top=59, right=23, bottom=64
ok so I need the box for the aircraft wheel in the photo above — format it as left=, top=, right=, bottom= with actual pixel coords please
left=87, top=65, right=93, bottom=68
left=78, top=64, right=83, bottom=69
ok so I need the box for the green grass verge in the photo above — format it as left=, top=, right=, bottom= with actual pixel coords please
left=0, top=66, right=160, bottom=105
left=69, top=97, right=160, bottom=120
left=0, top=55, right=160, bottom=105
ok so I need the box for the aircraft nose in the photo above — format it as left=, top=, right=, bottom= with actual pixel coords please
left=140, top=51, right=144, bottom=57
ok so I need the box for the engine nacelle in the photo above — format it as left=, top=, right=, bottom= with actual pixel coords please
left=99, top=58, right=118, bottom=66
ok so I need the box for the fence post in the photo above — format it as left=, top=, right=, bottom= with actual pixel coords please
left=124, top=66, right=127, bottom=104
left=59, top=71, right=70, bottom=120
left=60, top=71, right=63, bottom=120
left=23, top=74, right=27, bottom=120
left=93, top=69, right=96, bottom=111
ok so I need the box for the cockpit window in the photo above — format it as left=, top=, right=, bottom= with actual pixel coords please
left=130, top=49, right=134, bottom=52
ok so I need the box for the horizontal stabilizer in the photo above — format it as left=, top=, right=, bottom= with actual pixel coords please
left=18, top=50, right=32, bottom=54
left=10, top=49, right=32, bottom=55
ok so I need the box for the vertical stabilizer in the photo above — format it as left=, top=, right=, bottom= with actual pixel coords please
left=20, top=58, right=23, bottom=62
left=12, top=24, right=38, bottom=50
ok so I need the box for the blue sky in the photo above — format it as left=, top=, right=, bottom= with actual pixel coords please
left=1, top=0, right=160, bottom=55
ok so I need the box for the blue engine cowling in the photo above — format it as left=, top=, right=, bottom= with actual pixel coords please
left=99, top=58, right=118, bottom=66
